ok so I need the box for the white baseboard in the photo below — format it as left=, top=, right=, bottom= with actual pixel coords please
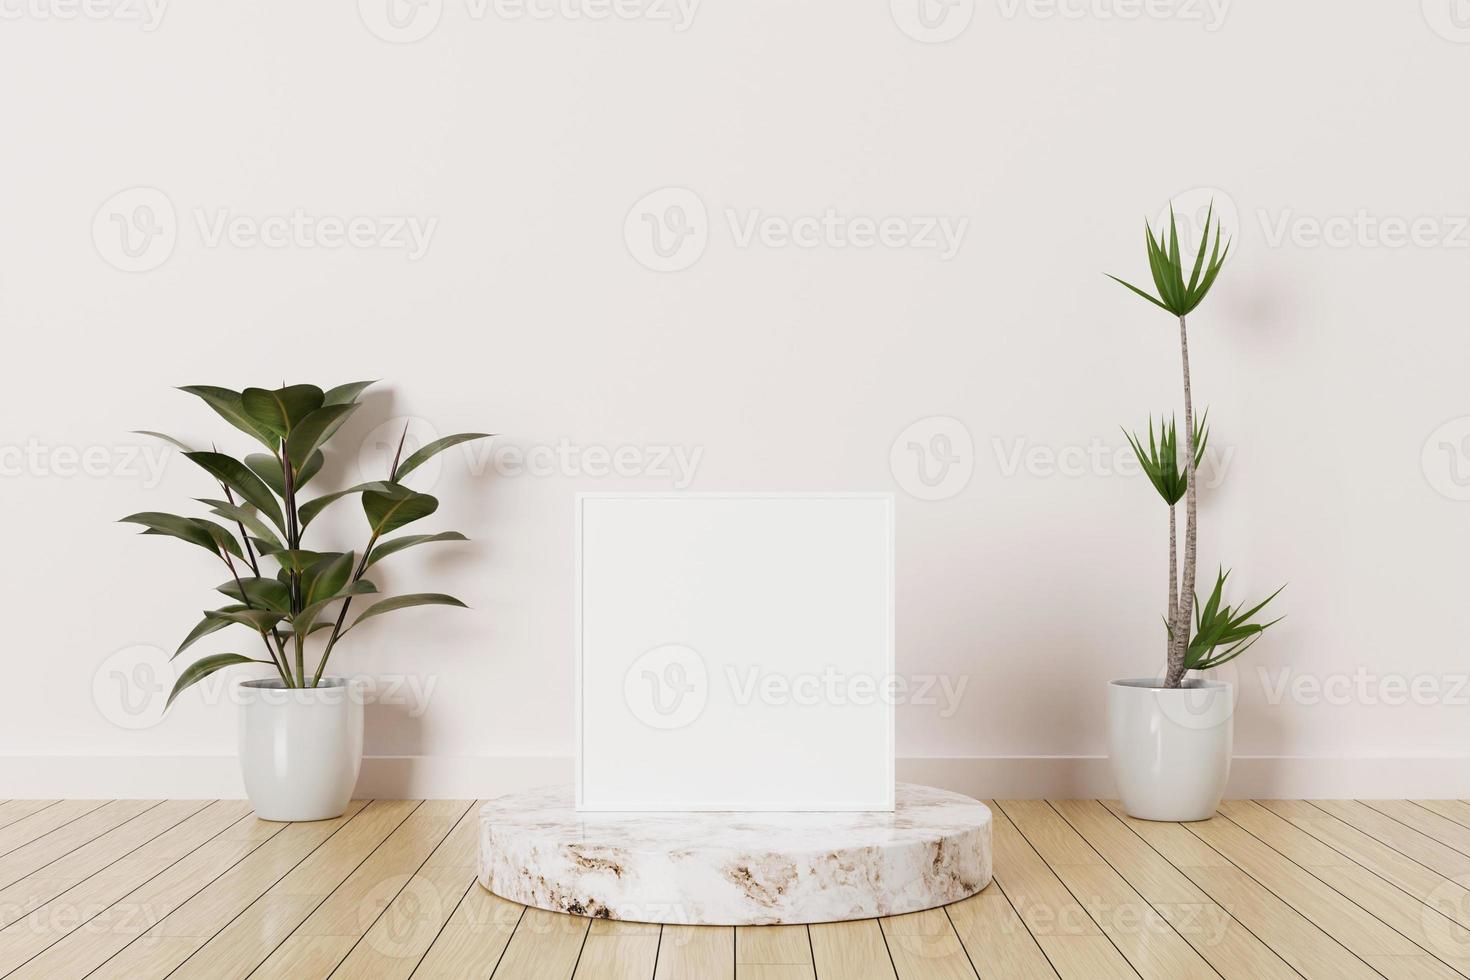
left=4, top=755, right=1467, bottom=800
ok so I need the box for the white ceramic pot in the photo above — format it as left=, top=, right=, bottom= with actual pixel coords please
left=237, top=676, right=363, bottom=822
left=1107, top=677, right=1233, bottom=822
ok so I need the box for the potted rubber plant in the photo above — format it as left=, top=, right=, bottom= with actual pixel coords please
left=122, top=383, right=488, bottom=821
left=1107, top=206, right=1283, bottom=821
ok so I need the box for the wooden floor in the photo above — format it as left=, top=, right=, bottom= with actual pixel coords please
left=2, top=800, right=1470, bottom=979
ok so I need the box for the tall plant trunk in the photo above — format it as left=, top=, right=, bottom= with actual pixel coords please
left=1166, top=313, right=1198, bottom=688
left=1166, top=505, right=1178, bottom=672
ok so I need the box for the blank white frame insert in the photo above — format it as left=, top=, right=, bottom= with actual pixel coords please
left=576, top=492, right=896, bottom=812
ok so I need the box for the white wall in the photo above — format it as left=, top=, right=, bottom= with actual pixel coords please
left=4, top=0, right=1470, bottom=798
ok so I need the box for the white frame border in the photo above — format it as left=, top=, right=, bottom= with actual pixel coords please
left=574, top=491, right=897, bottom=812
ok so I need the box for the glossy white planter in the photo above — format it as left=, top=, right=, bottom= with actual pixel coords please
left=1107, top=678, right=1232, bottom=822
left=237, top=677, right=363, bottom=822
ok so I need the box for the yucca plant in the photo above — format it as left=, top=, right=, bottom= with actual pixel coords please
left=1112, top=204, right=1282, bottom=687
left=122, top=383, right=488, bottom=705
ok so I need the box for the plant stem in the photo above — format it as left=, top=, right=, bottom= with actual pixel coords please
left=311, top=533, right=378, bottom=688
left=1167, top=504, right=1178, bottom=665
left=281, top=443, right=304, bottom=687
left=220, top=552, right=291, bottom=684
left=1167, top=313, right=1198, bottom=688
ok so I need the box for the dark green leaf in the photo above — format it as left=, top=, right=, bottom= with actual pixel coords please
left=133, top=430, right=194, bottom=453
left=199, top=498, right=283, bottom=551
left=122, top=512, right=239, bottom=559
left=299, top=481, right=394, bottom=529
left=394, top=433, right=492, bottom=481
left=175, top=605, right=246, bottom=659
left=268, top=549, right=329, bottom=574
left=366, top=531, right=468, bottom=568
left=184, top=452, right=286, bottom=533
left=301, top=552, right=355, bottom=608
left=203, top=607, right=285, bottom=632
left=241, top=385, right=325, bottom=439
left=216, top=576, right=291, bottom=612
left=347, top=593, right=466, bottom=632
left=246, top=450, right=324, bottom=496
left=178, top=386, right=277, bottom=448
left=167, top=653, right=268, bottom=709
left=291, top=579, right=378, bottom=634
left=285, top=403, right=356, bottom=472
left=323, top=380, right=376, bottom=405
left=362, top=485, right=439, bottom=536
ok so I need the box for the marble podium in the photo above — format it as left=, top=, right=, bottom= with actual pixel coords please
left=478, top=494, right=992, bottom=925
left=477, top=783, right=993, bottom=925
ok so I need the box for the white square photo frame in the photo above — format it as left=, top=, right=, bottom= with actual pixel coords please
left=575, top=492, right=896, bottom=812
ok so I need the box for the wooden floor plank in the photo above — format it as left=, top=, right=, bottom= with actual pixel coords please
left=82, top=800, right=368, bottom=979
left=945, top=891, right=1059, bottom=979
left=1311, top=800, right=1470, bottom=880
left=247, top=799, right=471, bottom=979
left=0, top=800, right=109, bottom=858
left=574, top=919, right=662, bottom=980
left=1053, top=799, right=1296, bottom=980
left=168, top=798, right=421, bottom=980
left=0, top=800, right=158, bottom=892
left=1102, top=799, right=1378, bottom=980
left=4, top=797, right=1465, bottom=979
left=1189, top=805, right=1459, bottom=980
left=0, top=801, right=59, bottom=830
left=985, top=801, right=1137, bottom=979
left=411, top=885, right=522, bottom=978
left=1263, top=799, right=1470, bottom=917
left=1222, top=800, right=1470, bottom=977
left=6, top=809, right=285, bottom=979
left=998, top=800, right=1213, bottom=980
left=880, top=907, right=977, bottom=980
left=0, top=799, right=247, bottom=975
left=494, top=906, right=592, bottom=980
left=1362, top=800, right=1470, bottom=859
left=1415, top=801, right=1470, bottom=832
left=333, top=800, right=485, bottom=980
left=809, top=920, right=895, bottom=980
left=736, top=923, right=812, bottom=979
left=0, top=799, right=211, bottom=930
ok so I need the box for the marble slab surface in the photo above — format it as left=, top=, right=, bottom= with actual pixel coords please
left=478, top=783, right=992, bottom=925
